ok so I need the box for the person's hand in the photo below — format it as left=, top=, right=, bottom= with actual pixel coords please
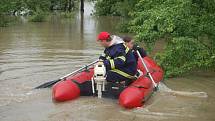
left=132, top=44, right=140, bottom=51
left=97, top=59, right=104, bottom=65
left=99, top=55, right=106, bottom=60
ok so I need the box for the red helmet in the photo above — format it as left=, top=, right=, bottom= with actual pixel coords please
left=97, top=32, right=110, bottom=41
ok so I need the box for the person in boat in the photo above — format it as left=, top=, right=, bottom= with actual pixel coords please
left=97, top=32, right=137, bottom=92
left=70, top=32, right=137, bottom=99
left=123, top=36, right=158, bottom=78
left=123, top=36, right=147, bottom=61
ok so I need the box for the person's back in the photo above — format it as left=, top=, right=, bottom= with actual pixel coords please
left=103, top=42, right=137, bottom=79
left=97, top=32, right=137, bottom=84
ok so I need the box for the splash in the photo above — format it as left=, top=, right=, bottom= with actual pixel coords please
left=158, top=83, right=208, bottom=98
left=121, top=108, right=196, bottom=120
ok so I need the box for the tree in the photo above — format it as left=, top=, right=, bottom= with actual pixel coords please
left=0, top=0, right=78, bottom=24
left=0, top=0, right=21, bottom=26
left=94, top=0, right=215, bottom=77
left=128, top=0, right=215, bottom=77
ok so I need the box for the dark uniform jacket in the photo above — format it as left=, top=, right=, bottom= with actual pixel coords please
left=100, top=43, right=137, bottom=82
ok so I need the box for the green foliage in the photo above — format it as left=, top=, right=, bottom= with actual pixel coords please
left=0, top=0, right=19, bottom=13
left=155, top=37, right=211, bottom=77
left=129, top=0, right=215, bottom=49
left=116, top=19, right=130, bottom=32
left=95, top=0, right=215, bottom=77
left=0, top=0, right=78, bottom=24
left=29, top=8, right=47, bottom=22
left=94, top=0, right=138, bottom=16
left=129, top=0, right=215, bottom=77
left=25, top=0, right=51, bottom=12
left=94, top=0, right=120, bottom=16
left=130, top=0, right=190, bottom=49
left=29, top=13, right=46, bottom=22
left=0, top=0, right=49, bottom=14
left=60, top=11, right=75, bottom=18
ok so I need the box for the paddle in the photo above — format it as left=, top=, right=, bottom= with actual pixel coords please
left=136, top=50, right=158, bottom=91
left=34, top=60, right=99, bottom=89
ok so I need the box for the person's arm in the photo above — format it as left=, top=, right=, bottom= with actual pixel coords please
left=99, top=49, right=107, bottom=61
left=138, top=47, right=147, bottom=57
left=103, top=46, right=126, bottom=70
left=99, top=55, right=106, bottom=61
left=133, top=44, right=147, bottom=58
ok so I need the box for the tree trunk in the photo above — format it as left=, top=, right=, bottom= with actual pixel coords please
left=68, top=0, right=72, bottom=12
left=50, top=1, right=54, bottom=11
left=64, top=4, right=67, bottom=12
left=81, top=0, right=84, bottom=12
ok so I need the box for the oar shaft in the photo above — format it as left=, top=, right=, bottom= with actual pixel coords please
left=136, top=51, right=157, bottom=88
left=35, top=60, right=98, bottom=89
left=60, top=60, right=99, bottom=80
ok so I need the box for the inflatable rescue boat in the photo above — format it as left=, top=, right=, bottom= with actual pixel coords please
left=52, top=56, right=163, bottom=109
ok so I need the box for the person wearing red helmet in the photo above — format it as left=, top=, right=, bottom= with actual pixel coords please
left=97, top=32, right=137, bottom=90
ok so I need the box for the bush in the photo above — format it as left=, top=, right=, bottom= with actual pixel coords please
left=128, top=0, right=215, bottom=77
left=94, top=0, right=215, bottom=78
left=30, top=13, right=46, bottom=22
left=94, top=0, right=121, bottom=16
left=94, top=0, right=138, bottom=17
left=60, top=12, right=75, bottom=19
left=155, top=37, right=211, bottom=78
left=29, top=8, right=47, bottom=22
left=116, top=19, right=130, bottom=32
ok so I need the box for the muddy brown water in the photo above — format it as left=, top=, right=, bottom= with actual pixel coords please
left=0, top=1, right=215, bottom=121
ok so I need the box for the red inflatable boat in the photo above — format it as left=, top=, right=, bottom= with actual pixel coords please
left=52, top=56, right=163, bottom=109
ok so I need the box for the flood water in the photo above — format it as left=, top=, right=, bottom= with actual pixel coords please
left=0, top=1, right=215, bottom=121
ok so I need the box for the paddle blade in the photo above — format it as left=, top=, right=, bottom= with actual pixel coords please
left=34, top=79, right=61, bottom=89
